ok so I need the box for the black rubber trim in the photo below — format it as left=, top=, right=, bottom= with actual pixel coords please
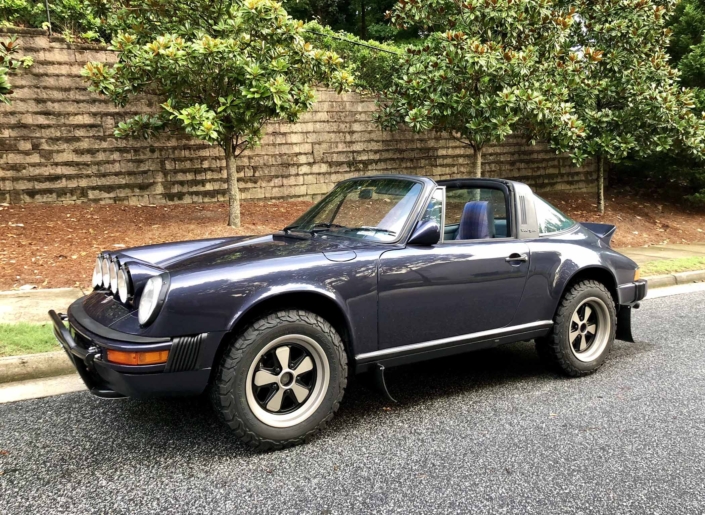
left=69, top=298, right=170, bottom=344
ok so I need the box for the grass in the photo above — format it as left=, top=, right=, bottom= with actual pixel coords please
left=640, top=256, right=705, bottom=277
left=0, top=323, right=58, bottom=357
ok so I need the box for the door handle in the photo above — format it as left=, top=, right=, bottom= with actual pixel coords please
left=505, top=253, right=528, bottom=263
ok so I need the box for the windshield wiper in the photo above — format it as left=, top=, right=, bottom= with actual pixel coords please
left=341, top=226, right=397, bottom=236
left=311, top=222, right=346, bottom=232
left=282, top=224, right=306, bottom=234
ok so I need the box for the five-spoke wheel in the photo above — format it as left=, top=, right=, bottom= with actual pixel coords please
left=569, top=297, right=610, bottom=362
left=211, top=310, right=347, bottom=450
left=246, top=335, right=330, bottom=428
left=535, top=280, right=616, bottom=377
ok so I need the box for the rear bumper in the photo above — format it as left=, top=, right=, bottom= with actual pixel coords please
left=49, top=301, right=225, bottom=399
left=617, top=279, right=648, bottom=306
left=615, top=280, right=647, bottom=343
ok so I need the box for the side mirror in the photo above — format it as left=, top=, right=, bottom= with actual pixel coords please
left=408, top=220, right=440, bottom=246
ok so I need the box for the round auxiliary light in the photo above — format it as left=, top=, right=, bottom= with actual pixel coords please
left=92, top=257, right=103, bottom=289
left=101, top=255, right=110, bottom=288
left=117, top=268, right=131, bottom=304
left=109, top=259, right=119, bottom=294
left=138, top=275, right=164, bottom=326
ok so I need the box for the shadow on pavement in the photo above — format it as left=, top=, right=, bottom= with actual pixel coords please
left=62, top=338, right=649, bottom=456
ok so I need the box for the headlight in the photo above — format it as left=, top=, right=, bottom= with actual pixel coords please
left=109, top=259, right=119, bottom=294
left=92, top=257, right=102, bottom=289
left=101, top=256, right=110, bottom=288
left=138, top=275, right=165, bottom=326
left=117, top=267, right=131, bottom=303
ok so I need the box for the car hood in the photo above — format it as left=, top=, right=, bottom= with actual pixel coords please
left=116, top=233, right=373, bottom=273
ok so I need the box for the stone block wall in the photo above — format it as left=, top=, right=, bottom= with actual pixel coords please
left=0, top=28, right=597, bottom=205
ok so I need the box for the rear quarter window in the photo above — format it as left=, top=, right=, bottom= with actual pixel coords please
left=534, top=196, right=576, bottom=235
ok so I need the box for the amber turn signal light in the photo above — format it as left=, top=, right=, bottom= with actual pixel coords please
left=634, top=269, right=641, bottom=281
left=106, top=349, right=169, bottom=366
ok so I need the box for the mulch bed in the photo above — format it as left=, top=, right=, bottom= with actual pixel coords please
left=1, top=185, right=704, bottom=290
left=542, top=189, right=705, bottom=248
left=0, top=200, right=312, bottom=290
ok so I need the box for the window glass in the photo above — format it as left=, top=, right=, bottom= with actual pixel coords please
left=444, top=187, right=508, bottom=240
left=289, top=178, right=423, bottom=242
left=534, top=195, right=576, bottom=235
left=420, top=188, right=443, bottom=226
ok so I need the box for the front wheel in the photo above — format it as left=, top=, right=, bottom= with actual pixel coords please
left=211, top=310, right=347, bottom=450
left=536, top=280, right=616, bottom=377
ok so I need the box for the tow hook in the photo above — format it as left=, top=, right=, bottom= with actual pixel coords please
left=633, top=302, right=641, bottom=309
left=84, top=346, right=101, bottom=372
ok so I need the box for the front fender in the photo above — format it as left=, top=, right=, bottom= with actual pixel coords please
left=225, top=282, right=349, bottom=332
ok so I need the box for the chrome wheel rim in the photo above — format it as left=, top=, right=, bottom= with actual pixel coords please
left=246, top=334, right=329, bottom=428
left=569, top=297, right=610, bottom=362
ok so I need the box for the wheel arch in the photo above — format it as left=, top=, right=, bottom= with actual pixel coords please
left=210, top=290, right=355, bottom=381
left=560, top=266, right=619, bottom=310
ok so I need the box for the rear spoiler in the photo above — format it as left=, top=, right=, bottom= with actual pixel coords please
left=581, top=222, right=617, bottom=247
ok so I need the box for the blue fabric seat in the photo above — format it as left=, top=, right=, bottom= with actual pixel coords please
left=456, top=201, right=495, bottom=240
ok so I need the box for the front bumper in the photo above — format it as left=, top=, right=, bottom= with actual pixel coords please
left=49, top=300, right=224, bottom=398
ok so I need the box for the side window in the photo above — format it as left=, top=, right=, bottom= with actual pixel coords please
left=444, top=187, right=509, bottom=240
left=534, top=195, right=576, bottom=235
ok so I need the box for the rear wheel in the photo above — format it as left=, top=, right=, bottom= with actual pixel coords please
left=536, top=280, right=616, bottom=377
left=211, top=310, right=347, bottom=450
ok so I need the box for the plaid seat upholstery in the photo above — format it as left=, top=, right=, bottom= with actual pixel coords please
left=457, top=201, right=495, bottom=240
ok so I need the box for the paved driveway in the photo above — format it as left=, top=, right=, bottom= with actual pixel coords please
left=1, top=291, right=704, bottom=514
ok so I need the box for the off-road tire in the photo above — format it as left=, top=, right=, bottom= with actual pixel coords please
left=211, top=310, right=347, bottom=451
left=535, top=280, right=616, bottom=377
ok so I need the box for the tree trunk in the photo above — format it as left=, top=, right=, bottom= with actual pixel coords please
left=473, top=146, right=482, bottom=178
left=597, top=154, right=605, bottom=215
left=225, top=140, right=241, bottom=228
left=360, top=0, right=367, bottom=39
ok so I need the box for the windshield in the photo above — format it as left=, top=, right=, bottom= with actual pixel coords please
left=287, top=178, right=424, bottom=242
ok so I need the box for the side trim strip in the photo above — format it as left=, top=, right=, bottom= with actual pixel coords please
left=356, top=320, right=553, bottom=363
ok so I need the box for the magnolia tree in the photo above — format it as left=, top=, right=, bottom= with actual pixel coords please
left=559, top=0, right=705, bottom=213
left=376, top=0, right=587, bottom=177
left=83, top=0, right=353, bottom=227
left=1, top=37, right=33, bottom=105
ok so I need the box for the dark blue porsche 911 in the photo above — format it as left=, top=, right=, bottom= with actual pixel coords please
left=50, top=175, right=647, bottom=449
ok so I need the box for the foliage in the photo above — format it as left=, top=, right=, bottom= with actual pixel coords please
left=282, top=0, right=416, bottom=42
left=0, top=36, right=33, bottom=104
left=0, top=0, right=105, bottom=40
left=560, top=0, right=705, bottom=212
left=375, top=0, right=586, bottom=176
left=303, top=21, right=399, bottom=92
left=82, top=0, right=353, bottom=226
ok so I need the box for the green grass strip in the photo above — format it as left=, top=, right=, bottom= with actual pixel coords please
left=640, top=256, right=705, bottom=277
left=0, top=322, right=59, bottom=357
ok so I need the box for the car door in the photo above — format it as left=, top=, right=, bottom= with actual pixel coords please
left=377, top=182, right=530, bottom=350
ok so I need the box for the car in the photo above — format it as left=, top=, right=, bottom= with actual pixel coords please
left=50, top=175, right=647, bottom=449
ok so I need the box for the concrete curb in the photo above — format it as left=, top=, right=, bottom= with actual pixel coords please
left=0, top=351, right=75, bottom=385
left=644, top=270, right=705, bottom=289
left=1, top=270, right=705, bottom=385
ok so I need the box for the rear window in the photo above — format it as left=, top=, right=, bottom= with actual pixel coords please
left=535, top=196, right=576, bottom=235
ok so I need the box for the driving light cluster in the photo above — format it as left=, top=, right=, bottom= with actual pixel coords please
left=92, top=254, right=133, bottom=304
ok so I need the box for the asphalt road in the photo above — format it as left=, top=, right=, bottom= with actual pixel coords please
left=1, top=292, right=704, bottom=514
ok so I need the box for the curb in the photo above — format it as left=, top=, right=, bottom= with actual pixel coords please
left=1, top=270, right=705, bottom=385
left=0, top=351, right=75, bottom=385
left=644, top=270, right=705, bottom=289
